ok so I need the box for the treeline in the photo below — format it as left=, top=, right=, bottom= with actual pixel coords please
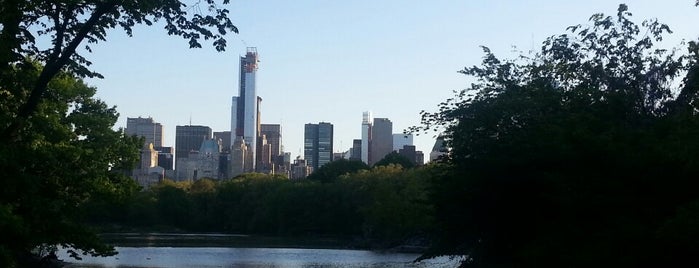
left=85, top=163, right=435, bottom=248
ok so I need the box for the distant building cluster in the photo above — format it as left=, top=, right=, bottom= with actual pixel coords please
left=124, top=48, right=444, bottom=187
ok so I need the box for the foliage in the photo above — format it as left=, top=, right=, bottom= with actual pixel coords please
left=415, top=4, right=699, bottom=267
left=373, top=151, right=415, bottom=169
left=85, top=168, right=434, bottom=247
left=341, top=165, right=433, bottom=244
left=0, top=67, right=141, bottom=266
left=306, top=159, right=370, bottom=183
left=0, top=1, right=237, bottom=265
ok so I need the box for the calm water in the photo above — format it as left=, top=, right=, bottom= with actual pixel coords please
left=58, top=247, right=460, bottom=268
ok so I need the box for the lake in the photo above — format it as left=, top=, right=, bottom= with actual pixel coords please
left=58, top=246, right=461, bottom=267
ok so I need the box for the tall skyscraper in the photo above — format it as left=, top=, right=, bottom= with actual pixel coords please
left=361, top=111, right=372, bottom=164
left=304, top=122, right=334, bottom=171
left=125, top=117, right=163, bottom=147
left=175, top=125, right=212, bottom=172
left=317, top=122, right=333, bottom=168
left=304, top=124, right=318, bottom=170
left=231, top=47, right=260, bottom=172
left=370, top=118, right=393, bottom=165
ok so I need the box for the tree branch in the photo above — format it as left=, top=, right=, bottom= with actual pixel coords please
left=2, top=1, right=118, bottom=142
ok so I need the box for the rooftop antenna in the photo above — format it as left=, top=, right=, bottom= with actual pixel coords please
left=189, top=113, right=192, bottom=126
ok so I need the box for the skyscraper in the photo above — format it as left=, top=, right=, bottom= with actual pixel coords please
left=350, top=139, right=362, bottom=161
left=175, top=125, right=212, bottom=173
left=260, top=124, right=282, bottom=161
left=370, top=118, right=393, bottom=165
left=304, top=122, right=334, bottom=171
left=317, top=122, right=333, bottom=168
left=361, top=111, right=372, bottom=164
left=260, top=124, right=282, bottom=172
left=304, top=124, right=318, bottom=170
left=231, top=47, right=260, bottom=172
left=125, top=117, right=163, bottom=147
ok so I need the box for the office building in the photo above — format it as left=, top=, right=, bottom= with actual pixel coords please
left=125, top=117, right=163, bottom=147
left=304, top=122, right=334, bottom=171
left=231, top=47, right=260, bottom=172
left=155, top=146, right=174, bottom=170
left=350, top=139, right=362, bottom=161
left=260, top=124, right=282, bottom=162
left=361, top=111, right=372, bottom=164
left=230, top=136, right=248, bottom=178
left=213, top=131, right=232, bottom=153
left=291, top=157, right=312, bottom=180
left=195, top=139, right=221, bottom=179
left=175, top=125, right=212, bottom=179
left=370, top=118, right=392, bottom=165
left=393, top=133, right=414, bottom=151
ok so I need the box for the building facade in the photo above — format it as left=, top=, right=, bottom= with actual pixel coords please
left=304, top=122, right=334, bottom=171
left=231, top=47, right=260, bottom=172
left=213, top=131, right=232, bottom=153
left=350, top=139, right=362, bottom=161
left=175, top=125, right=212, bottom=179
left=370, top=118, right=393, bottom=165
left=430, top=135, right=448, bottom=162
left=393, top=133, right=414, bottom=151
left=361, top=111, right=372, bottom=164
left=125, top=117, right=163, bottom=147
left=155, top=146, right=174, bottom=170
left=260, top=124, right=282, bottom=162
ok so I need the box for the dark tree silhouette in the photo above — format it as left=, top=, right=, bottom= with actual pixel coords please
left=415, top=4, right=699, bottom=267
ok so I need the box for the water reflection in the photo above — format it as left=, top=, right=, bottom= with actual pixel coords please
left=59, top=247, right=459, bottom=268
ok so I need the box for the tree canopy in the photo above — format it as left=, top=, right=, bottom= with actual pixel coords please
left=307, top=159, right=370, bottom=183
left=416, top=4, right=699, bottom=267
left=0, top=1, right=237, bottom=266
left=373, top=151, right=415, bottom=169
left=0, top=68, right=142, bottom=266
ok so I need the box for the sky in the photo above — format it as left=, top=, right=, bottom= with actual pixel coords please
left=80, top=0, right=699, bottom=159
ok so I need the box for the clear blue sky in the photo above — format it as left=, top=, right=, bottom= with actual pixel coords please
left=81, top=0, right=699, bottom=159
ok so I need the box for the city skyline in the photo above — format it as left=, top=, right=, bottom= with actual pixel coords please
left=79, top=1, right=699, bottom=157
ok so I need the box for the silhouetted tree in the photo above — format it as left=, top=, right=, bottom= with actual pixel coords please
left=0, top=1, right=238, bottom=266
left=0, top=68, right=142, bottom=266
left=415, top=4, right=699, bottom=267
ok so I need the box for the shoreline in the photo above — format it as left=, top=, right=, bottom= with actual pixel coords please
left=98, top=232, right=428, bottom=253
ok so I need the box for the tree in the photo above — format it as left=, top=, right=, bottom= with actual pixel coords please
left=0, top=68, right=142, bottom=266
left=0, top=2, right=237, bottom=265
left=307, top=159, right=370, bottom=183
left=373, top=151, right=415, bottom=169
left=0, top=0, right=237, bottom=141
left=416, top=4, right=699, bottom=267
